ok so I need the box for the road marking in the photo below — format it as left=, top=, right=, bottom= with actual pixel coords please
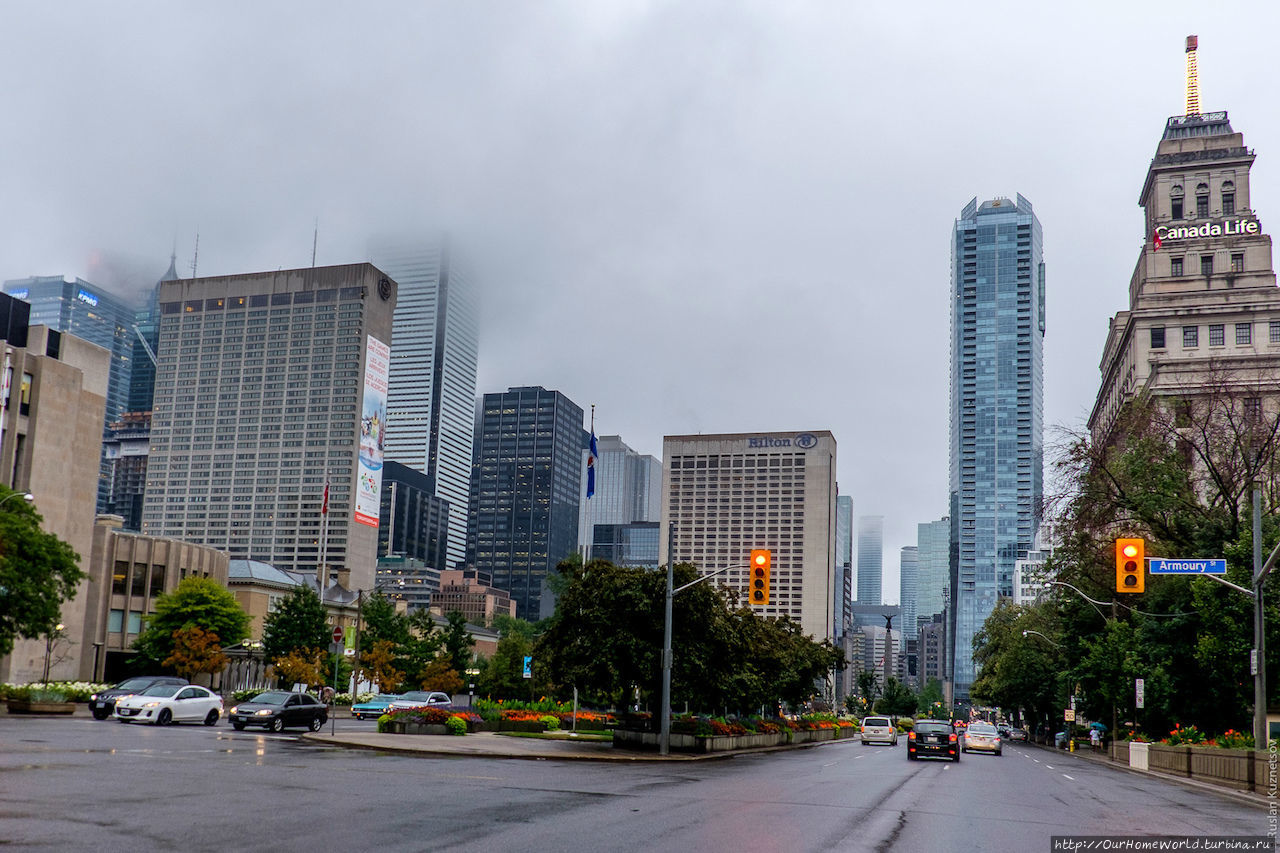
left=1033, top=759, right=1040, bottom=763
left=854, top=754, right=865, bottom=759
left=1062, top=774, right=1075, bottom=780
left=822, top=761, right=838, bottom=767
left=1046, top=765, right=1055, bottom=770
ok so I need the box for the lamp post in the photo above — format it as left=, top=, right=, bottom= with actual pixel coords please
left=0, top=491, right=34, bottom=509
left=42, top=623, right=64, bottom=684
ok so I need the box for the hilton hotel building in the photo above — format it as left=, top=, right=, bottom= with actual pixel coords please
left=1090, top=105, right=1280, bottom=443
left=658, top=431, right=837, bottom=640
left=141, top=265, right=396, bottom=593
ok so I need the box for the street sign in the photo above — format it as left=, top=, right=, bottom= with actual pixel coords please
left=332, top=626, right=344, bottom=644
left=1135, top=678, right=1145, bottom=710
left=1065, top=709, right=1076, bottom=722
left=1251, top=649, right=1259, bottom=677
left=522, top=656, right=532, bottom=679
left=1148, top=558, right=1226, bottom=575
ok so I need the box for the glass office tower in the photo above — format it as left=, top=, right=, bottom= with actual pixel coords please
left=949, top=195, right=1045, bottom=701
left=834, top=494, right=853, bottom=637
left=856, top=515, right=883, bottom=605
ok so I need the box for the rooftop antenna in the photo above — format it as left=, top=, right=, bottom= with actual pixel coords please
left=1185, top=35, right=1200, bottom=116
left=190, top=230, right=200, bottom=280
left=311, top=218, right=318, bottom=267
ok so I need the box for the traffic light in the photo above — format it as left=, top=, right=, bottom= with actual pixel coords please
left=1115, top=538, right=1145, bottom=593
left=749, top=549, right=771, bottom=606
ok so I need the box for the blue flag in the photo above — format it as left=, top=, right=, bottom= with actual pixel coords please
left=587, top=430, right=598, bottom=498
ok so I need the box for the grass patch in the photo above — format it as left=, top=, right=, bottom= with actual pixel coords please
left=495, top=730, right=613, bottom=742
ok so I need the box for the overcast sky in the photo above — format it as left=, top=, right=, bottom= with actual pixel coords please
left=4, top=2, right=1278, bottom=603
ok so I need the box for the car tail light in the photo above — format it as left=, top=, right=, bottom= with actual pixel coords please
left=949, top=733, right=957, bottom=742
left=908, top=731, right=916, bottom=741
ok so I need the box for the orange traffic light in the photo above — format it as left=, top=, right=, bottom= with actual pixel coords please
left=749, top=549, right=771, bottom=606
left=1116, top=538, right=1145, bottom=593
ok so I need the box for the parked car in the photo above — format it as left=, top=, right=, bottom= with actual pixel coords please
left=962, top=721, right=1003, bottom=755
left=228, top=691, right=328, bottom=732
left=387, top=691, right=452, bottom=712
left=907, top=719, right=960, bottom=762
left=89, top=676, right=188, bottom=720
left=860, top=716, right=898, bottom=746
left=1007, top=728, right=1027, bottom=741
left=114, top=684, right=222, bottom=726
left=351, top=693, right=401, bottom=720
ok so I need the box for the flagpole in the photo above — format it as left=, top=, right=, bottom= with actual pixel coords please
left=585, top=404, right=595, bottom=565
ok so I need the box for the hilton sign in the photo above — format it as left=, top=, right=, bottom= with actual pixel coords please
left=1156, top=217, right=1259, bottom=243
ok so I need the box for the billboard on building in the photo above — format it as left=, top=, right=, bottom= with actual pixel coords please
left=355, top=335, right=390, bottom=527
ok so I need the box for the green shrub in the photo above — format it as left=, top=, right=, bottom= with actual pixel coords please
left=376, top=714, right=392, bottom=733
left=540, top=714, right=560, bottom=731
left=445, top=716, right=467, bottom=736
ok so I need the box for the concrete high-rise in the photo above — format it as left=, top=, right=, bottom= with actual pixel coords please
left=899, top=545, right=919, bottom=640
left=834, top=494, right=853, bottom=637
left=370, top=238, right=478, bottom=572
left=141, top=264, right=397, bottom=592
left=467, top=386, right=585, bottom=619
left=949, top=194, right=1046, bottom=701
left=658, top=431, right=837, bottom=641
left=855, top=515, right=883, bottom=605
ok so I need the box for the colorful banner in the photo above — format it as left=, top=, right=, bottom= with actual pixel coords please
left=355, top=335, right=389, bottom=527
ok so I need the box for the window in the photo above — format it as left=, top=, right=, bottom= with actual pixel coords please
left=1209, top=324, right=1224, bottom=346
left=1231, top=253, right=1244, bottom=273
left=1237, top=323, right=1252, bottom=345
left=1245, top=397, right=1262, bottom=422
left=1171, top=256, right=1184, bottom=277
left=1196, top=183, right=1209, bottom=217
left=1271, top=320, right=1280, bottom=343
left=1183, top=326, right=1199, bottom=347
left=1222, top=181, right=1235, bottom=215
left=1170, top=184, right=1184, bottom=220
left=1150, top=326, right=1166, bottom=349
left=1201, top=255, right=1213, bottom=276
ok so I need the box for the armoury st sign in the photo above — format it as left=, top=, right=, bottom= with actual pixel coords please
left=747, top=433, right=818, bottom=450
left=1156, top=217, right=1259, bottom=244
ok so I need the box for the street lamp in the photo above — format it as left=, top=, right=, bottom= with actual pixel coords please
left=0, top=491, right=33, bottom=509
left=1021, top=629, right=1060, bottom=648
left=42, top=623, right=64, bottom=684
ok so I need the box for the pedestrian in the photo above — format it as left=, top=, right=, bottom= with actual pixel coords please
left=1090, top=727, right=1100, bottom=752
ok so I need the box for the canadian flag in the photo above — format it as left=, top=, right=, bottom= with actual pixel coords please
left=321, top=479, right=329, bottom=515
left=1152, top=229, right=1163, bottom=250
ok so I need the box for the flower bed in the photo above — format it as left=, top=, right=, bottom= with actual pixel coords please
left=379, top=706, right=483, bottom=734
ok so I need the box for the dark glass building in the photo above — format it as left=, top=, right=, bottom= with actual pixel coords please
left=591, top=521, right=660, bottom=569
left=379, top=459, right=450, bottom=571
left=467, top=386, right=585, bottom=619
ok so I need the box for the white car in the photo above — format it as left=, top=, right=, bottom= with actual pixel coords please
left=386, top=691, right=452, bottom=712
left=962, top=721, right=1003, bottom=755
left=860, top=716, right=899, bottom=746
left=114, top=684, right=223, bottom=726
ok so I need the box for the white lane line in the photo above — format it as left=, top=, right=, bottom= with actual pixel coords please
left=854, top=754, right=865, bottom=759
left=1033, top=759, right=1041, bottom=763
left=1046, top=765, right=1055, bottom=770
left=823, top=761, right=837, bottom=767
left=1062, top=774, right=1075, bottom=780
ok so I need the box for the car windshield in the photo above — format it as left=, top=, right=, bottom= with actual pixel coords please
left=969, top=724, right=997, bottom=734
left=863, top=718, right=890, bottom=727
left=250, top=692, right=293, bottom=704
left=398, top=692, right=433, bottom=701
left=116, top=677, right=156, bottom=690
left=139, top=685, right=182, bottom=697
left=365, top=694, right=399, bottom=702
left=915, top=722, right=950, bottom=734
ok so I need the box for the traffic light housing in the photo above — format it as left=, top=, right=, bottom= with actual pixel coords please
left=1116, top=538, right=1145, bottom=593
left=749, top=549, right=771, bottom=606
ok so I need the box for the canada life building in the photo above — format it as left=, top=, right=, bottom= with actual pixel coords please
left=141, top=265, right=396, bottom=592
left=949, top=194, right=1046, bottom=702
left=1090, top=38, right=1280, bottom=445
left=658, top=431, right=837, bottom=641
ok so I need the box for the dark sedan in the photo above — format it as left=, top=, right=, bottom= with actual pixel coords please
left=907, top=719, right=960, bottom=762
left=88, top=676, right=188, bottom=720
left=228, top=691, right=328, bottom=732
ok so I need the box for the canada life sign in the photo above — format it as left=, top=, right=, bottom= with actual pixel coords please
left=1157, top=217, right=1259, bottom=243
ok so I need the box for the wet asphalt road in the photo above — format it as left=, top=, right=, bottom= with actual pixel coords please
left=0, top=715, right=1268, bottom=852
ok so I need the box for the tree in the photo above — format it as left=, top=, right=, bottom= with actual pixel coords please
left=163, top=626, right=229, bottom=679
left=418, top=655, right=464, bottom=694
left=478, top=627, right=535, bottom=699
left=857, top=671, right=880, bottom=707
left=133, top=577, right=249, bottom=669
left=441, top=611, right=475, bottom=676
left=262, top=586, right=330, bottom=665
left=273, top=648, right=328, bottom=690
left=358, top=640, right=404, bottom=693
left=874, top=677, right=918, bottom=717
left=0, top=488, right=85, bottom=658
left=916, top=678, right=945, bottom=717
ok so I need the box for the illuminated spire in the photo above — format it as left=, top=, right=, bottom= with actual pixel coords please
left=1185, top=35, right=1200, bottom=116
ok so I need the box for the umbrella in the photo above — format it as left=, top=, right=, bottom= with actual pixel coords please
left=1089, top=722, right=1107, bottom=731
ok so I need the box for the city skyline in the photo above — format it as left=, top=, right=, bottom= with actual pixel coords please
left=3, top=6, right=1277, bottom=598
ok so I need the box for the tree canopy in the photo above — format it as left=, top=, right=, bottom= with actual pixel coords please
left=261, top=585, right=330, bottom=665
left=133, top=577, right=249, bottom=669
left=0, top=488, right=84, bottom=657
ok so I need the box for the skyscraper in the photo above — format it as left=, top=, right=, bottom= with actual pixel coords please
left=855, top=515, right=883, bottom=605
left=659, top=430, right=837, bottom=640
left=899, top=545, right=918, bottom=641
left=949, top=194, right=1046, bottom=701
left=834, top=494, right=853, bottom=637
left=370, top=238, right=478, bottom=572
left=915, top=516, right=950, bottom=621
left=578, top=434, right=662, bottom=552
left=467, top=386, right=585, bottom=619
left=141, top=264, right=397, bottom=592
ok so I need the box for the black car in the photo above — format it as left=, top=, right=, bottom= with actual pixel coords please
left=228, top=691, right=328, bottom=732
left=88, top=676, right=189, bottom=720
left=907, top=719, right=960, bottom=762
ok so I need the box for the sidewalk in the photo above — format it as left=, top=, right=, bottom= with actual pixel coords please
left=304, top=729, right=845, bottom=762
left=1026, top=739, right=1272, bottom=810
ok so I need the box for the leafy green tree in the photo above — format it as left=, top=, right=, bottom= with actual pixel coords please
left=478, top=629, right=535, bottom=699
left=0, top=488, right=85, bottom=657
left=916, top=678, right=945, bottom=717
left=133, top=577, right=248, bottom=669
left=874, top=677, right=918, bottom=717
left=441, top=610, right=475, bottom=676
left=261, top=586, right=330, bottom=665
left=856, top=671, right=880, bottom=707
left=970, top=600, right=1064, bottom=726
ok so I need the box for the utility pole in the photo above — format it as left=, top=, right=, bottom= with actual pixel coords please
left=660, top=523, right=674, bottom=756
left=1253, top=487, right=1266, bottom=750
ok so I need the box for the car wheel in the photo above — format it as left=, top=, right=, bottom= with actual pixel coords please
left=953, top=753, right=960, bottom=762
left=310, top=716, right=324, bottom=732
left=907, top=753, right=915, bottom=761
left=92, top=708, right=110, bottom=720
left=204, top=710, right=220, bottom=726
left=157, top=709, right=172, bottom=726
left=270, top=717, right=285, bottom=733
left=996, top=749, right=1002, bottom=756
left=232, top=722, right=246, bottom=731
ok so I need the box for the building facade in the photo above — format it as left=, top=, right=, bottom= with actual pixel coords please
left=915, top=516, right=950, bottom=620
left=578, top=433, right=662, bottom=552
left=102, top=411, right=151, bottom=530
left=899, top=545, right=919, bottom=641
left=949, top=194, right=1046, bottom=701
left=371, top=238, right=478, bottom=572
left=0, top=296, right=111, bottom=683
left=834, top=494, right=853, bottom=638
left=429, top=569, right=517, bottom=625
left=658, top=430, right=837, bottom=640
left=379, top=460, right=450, bottom=570
left=856, top=515, right=883, bottom=605
left=1089, top=107, right=1279, bottom=444
left=591, top=521, right=660, bottom=569
left=141, top=264, right=396, bottom=592
left=467, top=386, right=585, bottom=619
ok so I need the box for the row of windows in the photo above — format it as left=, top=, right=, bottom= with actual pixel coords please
left=161, top=290, right=364, bottom=314
left=1151, top=320, right=1280, bottom=349
left=1168, top=253, right=1244, bottom=277
left=1169, top=181, right=1234, bottom=220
